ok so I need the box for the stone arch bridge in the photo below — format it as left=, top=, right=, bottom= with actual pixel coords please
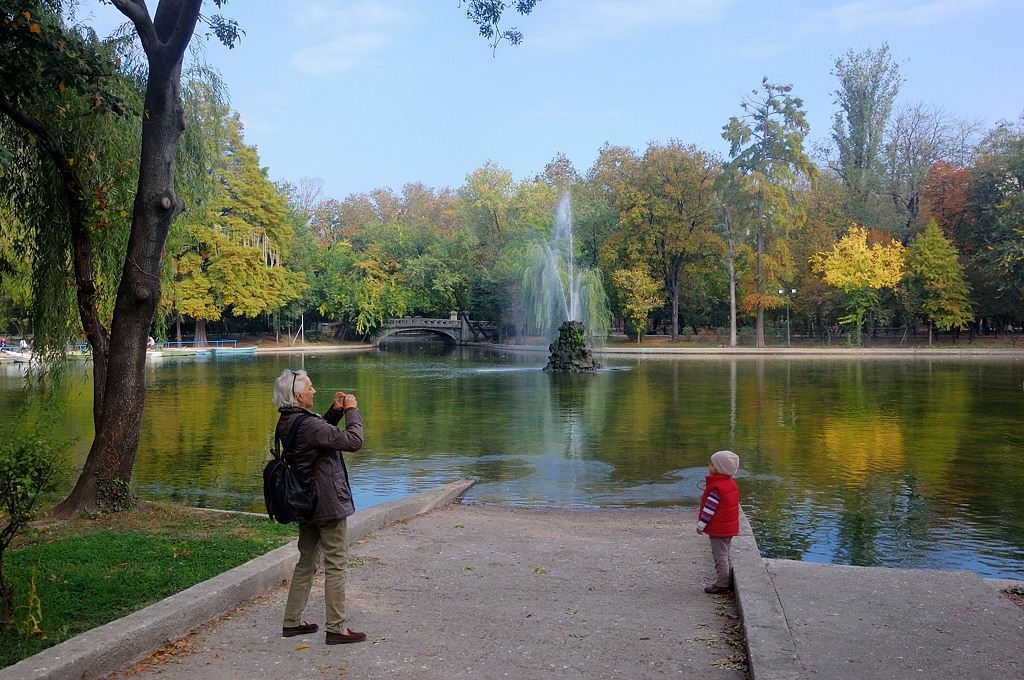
left=375, top=314, right=495, bottom=346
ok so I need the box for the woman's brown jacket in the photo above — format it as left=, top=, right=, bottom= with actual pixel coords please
left=275, top=404, right=363, bottom=522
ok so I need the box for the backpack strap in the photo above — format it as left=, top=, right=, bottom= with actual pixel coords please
left=275, top=413, right=321, bottom=482
left=275, top=413, right=312, bottom=459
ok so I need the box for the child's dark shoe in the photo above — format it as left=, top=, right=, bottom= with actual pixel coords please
left=704, top=584, right=731, bottom=594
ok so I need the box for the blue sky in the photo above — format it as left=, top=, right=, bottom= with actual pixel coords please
left=85, top=0, right=1024, bottom=201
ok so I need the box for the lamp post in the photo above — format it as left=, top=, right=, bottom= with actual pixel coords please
left=779, top=288, right=796, bottom=347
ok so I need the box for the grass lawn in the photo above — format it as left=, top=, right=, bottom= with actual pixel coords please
left=1, top=503, right=296, bottom=669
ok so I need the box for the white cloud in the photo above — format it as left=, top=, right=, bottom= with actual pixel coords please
left=530, top=0, right=736, bottom=50
left=290, top=32, right=394, bottom=76
left=812, top=0, right=997, bottom=34
left=288, top=1, right=414, bottom=75
left=730, top=0, right=998, bottom=62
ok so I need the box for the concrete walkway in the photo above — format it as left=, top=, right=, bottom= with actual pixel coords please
left=731, top=514, right=1024, bottom=679
left=2, top=480, right=1022, bottom=679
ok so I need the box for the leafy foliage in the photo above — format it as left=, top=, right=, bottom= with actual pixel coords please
left=0, top=420, right=68, bottom=627
left=462, top=0, right=541, bottom=49
left=905, top=221, right=973, bottom=337
left=612, top=267, right=661, bottom=342
left=811, top=225, right=906, bottom=344
left=830, top=44, right=902, bottom=223
left=723, top=78, right=818, bottom=346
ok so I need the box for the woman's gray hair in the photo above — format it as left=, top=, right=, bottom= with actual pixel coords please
left=273, top=369, right=307, bottom=408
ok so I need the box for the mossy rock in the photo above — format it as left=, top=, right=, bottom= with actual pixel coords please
left=544, top=320, right=600, bottom=371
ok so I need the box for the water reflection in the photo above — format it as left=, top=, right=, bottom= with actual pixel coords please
left=2, top=346, right=1023, bottom=579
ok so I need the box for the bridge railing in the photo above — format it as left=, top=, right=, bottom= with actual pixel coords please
left=385, top=317, right=461, bottom=328
left=162, top=340, right=238, bottom=349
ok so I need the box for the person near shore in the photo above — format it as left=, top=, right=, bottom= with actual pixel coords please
left=696, top=450, right=740, bottom=594
left=272, top=368, right=367, bottom=644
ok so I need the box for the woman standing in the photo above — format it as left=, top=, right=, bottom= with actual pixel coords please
left=272, top=368, right=367, bottom=644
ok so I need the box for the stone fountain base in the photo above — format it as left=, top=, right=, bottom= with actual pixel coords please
left=544, top=320, right=600, bottom=371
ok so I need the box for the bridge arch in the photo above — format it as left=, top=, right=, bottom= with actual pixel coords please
left=374, top=314, right=497, bottom=346
left=374, top=315, right=468, bottom=346
left=374, top=325, right=461, bottom=345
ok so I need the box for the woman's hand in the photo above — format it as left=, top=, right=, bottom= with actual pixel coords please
left=334, top=391, right=357, bottom=410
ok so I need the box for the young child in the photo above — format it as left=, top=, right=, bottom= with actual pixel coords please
left=696, top=450, right=740, bottom=594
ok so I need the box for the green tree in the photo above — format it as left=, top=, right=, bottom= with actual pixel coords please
left=611, top=267, right=661, bottom=343
left=963, top=118, right=1024, bottom=321
left=0, top=0, right=238, bottom=514
left=610, top=141, right=723, bottom=341
left=811, top=225, right=906, bottom=345
left=459, top=161, right=558, bottom=339
left=723, top=78, right=818, bottom=347
left=2, top=0, right=534, bottom=516
left=792, top=173, right=849, bottom=341
left=904, top=220, right=973, bottom=343
left=165, top=102, right=303, bottom=342
left=830, top=44, right=901, bottom=224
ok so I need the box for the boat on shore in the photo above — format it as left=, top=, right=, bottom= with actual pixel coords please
left=211, top=346, right=257, bottom=356
left=160, top=347, right=208, bottom=357
left=0, top=350, right=32, bottom=364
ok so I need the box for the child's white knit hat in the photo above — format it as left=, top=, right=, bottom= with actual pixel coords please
left=711, top=450, right=740, bottom=476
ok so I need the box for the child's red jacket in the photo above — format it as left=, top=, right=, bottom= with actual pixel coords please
left=696, top=473, right=739, bottom=537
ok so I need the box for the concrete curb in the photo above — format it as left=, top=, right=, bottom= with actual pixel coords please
left=733, top=508, right=804, bottom=680
left=0, top=478, right=478, bottom=680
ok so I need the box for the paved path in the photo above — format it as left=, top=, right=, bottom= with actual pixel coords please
left=3, top=481, right=1022, bottom=680
left=105, top=504, right=748, bottom=680
left=755, top=559, right=1024, bottom=679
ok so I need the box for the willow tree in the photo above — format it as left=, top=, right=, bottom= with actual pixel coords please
left=723, top=78, right=817, bottom=347
left=3, top=0, right=536, bottom=515
left=1, top=0, right=237, bottom=515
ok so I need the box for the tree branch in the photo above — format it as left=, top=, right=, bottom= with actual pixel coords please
left=110, top=0, right=158, bottom=53
left=153, top=0, right=204, bottom=58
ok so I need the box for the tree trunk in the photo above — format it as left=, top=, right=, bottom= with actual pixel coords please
left=723, top=205, right=738, bottom=347
left=55, top=0, right=202, bottom=517
left=666, top=261, right=681, bottom=342
left=755, top=196, right=766, bottom=348
left=194, top=318, right=208, bottom=346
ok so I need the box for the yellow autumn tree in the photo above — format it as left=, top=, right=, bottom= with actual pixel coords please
left=810, top=225, right=905, bottom=345
left=611, top=267, right=662, bottom=343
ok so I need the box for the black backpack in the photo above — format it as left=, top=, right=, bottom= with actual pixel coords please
left=263, top=414, right=318, bottom=524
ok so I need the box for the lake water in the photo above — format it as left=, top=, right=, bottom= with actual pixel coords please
left=2, top=343, right=1023, bottom=579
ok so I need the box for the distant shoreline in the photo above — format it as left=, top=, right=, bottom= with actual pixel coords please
left=250, top=340, right=1024, bottom=358
left=471, top=342, right=1024, bottom=358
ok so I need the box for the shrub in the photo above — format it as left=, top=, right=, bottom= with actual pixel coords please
left=0, top=428, right=68, bottom=629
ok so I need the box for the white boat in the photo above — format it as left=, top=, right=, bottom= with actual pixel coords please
left=211, top=346, right=257, bottom=356
left=0, top=350, right=32, bottom=364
